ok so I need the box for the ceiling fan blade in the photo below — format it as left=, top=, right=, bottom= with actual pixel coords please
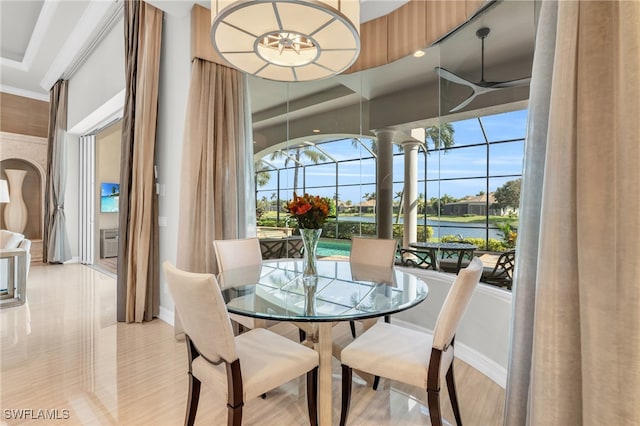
left=449, top=91, right=480, bottom=113
left=434, top=67, right=476, bottom=88
left=491, top=77, right=531, bottom=88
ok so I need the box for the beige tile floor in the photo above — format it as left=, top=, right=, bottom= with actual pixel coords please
left=1, top=263, right=504, bottom=425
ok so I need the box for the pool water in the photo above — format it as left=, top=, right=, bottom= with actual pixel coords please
left=317, top=239, right=352, bottom=257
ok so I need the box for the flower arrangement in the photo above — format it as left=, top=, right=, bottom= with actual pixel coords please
left=285, top=193, right=334, bottom=229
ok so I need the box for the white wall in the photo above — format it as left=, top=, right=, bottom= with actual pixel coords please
left=155, top=11, right=191, bottom=322
left=66, top=15, right=125, bottom=261
left=68, top=17, right=125, bottom=131
left=393, top=268, right=512, bottom=387
left=64, top=6, right=190, bottom=320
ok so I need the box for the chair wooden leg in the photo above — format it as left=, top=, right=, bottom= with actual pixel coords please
left=227, top=404, right=242, bottom=426
left=372, top=375, right=380, bottom=390
left=185, top=373, right=200, bottom=426
left=446, top=363, right=463, bottom=426
left=307, top=367, right=318, bottom=426
left=349, top=320, right=356, bottom=338
left=427, top=389, right=443, bottom=426
left=340, top=365, right=353, bottom=426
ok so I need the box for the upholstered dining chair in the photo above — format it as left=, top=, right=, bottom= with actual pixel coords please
left=348, top=236, right=398, bottom=337
left=213, top=238, right=267, bottom=333
left=163, top=262, right=319, bottom=426
left=339, top=257, right=483, bottom=426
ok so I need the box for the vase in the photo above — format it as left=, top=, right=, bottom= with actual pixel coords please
left=300, top=228, right=322, bottom=286
left=304, top=284, right=317, bottom=316
left=3, top=169, right=28, bottom=234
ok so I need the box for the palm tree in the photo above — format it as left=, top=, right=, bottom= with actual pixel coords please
left=269, top=146, right=328, bottom=194
left=425, top=123, right=455, bottom=151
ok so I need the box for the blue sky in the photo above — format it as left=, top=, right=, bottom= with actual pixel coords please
left=257, top=109, right=528, bottom=203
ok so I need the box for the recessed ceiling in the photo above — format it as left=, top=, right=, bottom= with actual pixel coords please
left=0, top=0, right=43, bottom=62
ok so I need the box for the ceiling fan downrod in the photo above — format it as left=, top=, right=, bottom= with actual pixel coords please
left=476, top=27, right=490, bottom=83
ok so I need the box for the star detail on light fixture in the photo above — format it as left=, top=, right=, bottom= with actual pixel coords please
left=261, top=33, right=315, bottom=56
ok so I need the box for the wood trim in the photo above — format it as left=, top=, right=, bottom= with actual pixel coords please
left=0, top=93, right=49, bottom=138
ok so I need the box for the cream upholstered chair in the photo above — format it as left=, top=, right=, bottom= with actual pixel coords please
left=213, top=238, right=267, bottom=332
left=163, top=262, right=319, bottom=426
left=348, top=236, right=398, bottom=337
left=339, top=257, right=483, bottom=426
left=349, top=236, right=397, bottom=268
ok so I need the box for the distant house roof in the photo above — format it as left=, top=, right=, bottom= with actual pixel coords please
left=446, top=192, right=497, bottom=206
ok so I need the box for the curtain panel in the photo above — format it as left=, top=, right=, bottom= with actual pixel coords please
left=174, top=59, right=255, bottom=336
left=43, top=79, right=72, bottom=264
left=506, top=1, right=640, bottom=424
left=117, top=0, right=162, bottom=323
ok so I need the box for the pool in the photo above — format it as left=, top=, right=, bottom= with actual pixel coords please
left=317, top=239, right=352, bottom=257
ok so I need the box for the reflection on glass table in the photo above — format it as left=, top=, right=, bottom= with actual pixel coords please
left=218, top=259, right=429, bottom=426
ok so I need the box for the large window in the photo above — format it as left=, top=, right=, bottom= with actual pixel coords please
left=256, top=109, right=526, bottom=251
left=412, top=109, right=526, bottom=250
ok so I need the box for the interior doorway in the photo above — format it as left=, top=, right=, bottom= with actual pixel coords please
left=94, top=120, right=121, bottom=275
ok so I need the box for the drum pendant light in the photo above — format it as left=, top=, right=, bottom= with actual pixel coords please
left=210, top=0, right=360, bottom=82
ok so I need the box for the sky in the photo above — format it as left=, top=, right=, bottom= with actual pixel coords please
left=257, top=109, right=528, bottom=204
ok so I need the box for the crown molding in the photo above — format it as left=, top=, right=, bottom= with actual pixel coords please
left=40, top=0, right=116, bottom=91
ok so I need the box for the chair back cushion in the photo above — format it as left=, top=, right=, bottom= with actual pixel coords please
left=213, top=237, right=262, bottom=272
left=163, top=262, right=237, bottom=363
left=432, top=257, right=482, bottom=350
left=349, top=236, right=397, bottom=268
left=1, top=230, right=24, bottom=249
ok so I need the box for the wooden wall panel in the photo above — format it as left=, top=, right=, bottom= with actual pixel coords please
left=387, top=0, right=427, bottom=63
left=193, top=0, right=477, bottom=74
left=347, top=16, right=388, bottom=73
left=424, top=0, right=468, bottom=46
left=0, top=93, right=49, bottom=138
left=191, top=4, right=227, bottom=65
left=466, top=0, right=487, bottom=19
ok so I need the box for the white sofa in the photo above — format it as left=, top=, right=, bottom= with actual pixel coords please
left=1, top=229, right=31, bottom=307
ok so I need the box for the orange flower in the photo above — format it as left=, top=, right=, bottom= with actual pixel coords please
left=285, top=193, right=334, bottom=229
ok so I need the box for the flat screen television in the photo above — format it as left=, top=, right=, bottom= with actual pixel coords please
left=100, top=182, right=119, bottom=213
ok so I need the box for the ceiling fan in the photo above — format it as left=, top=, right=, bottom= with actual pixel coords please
left=435, top=27, right=531, bottom=112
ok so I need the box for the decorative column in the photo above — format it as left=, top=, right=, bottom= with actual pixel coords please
left=402, top=140, right=421, bottom=248
left=375, top=130, right=394, bottom=239
left=3, top=169, right=28, bottom=233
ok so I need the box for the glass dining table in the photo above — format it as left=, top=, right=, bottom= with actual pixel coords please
left=218, top=259, right=429, bottom=426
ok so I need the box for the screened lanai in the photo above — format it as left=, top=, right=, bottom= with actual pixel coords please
left=255, top=108, right=526, bottom=254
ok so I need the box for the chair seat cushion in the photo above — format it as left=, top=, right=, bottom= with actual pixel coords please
left=192, top=328, right=318, bottom=401
left=341, top=322, right=453, bottom=389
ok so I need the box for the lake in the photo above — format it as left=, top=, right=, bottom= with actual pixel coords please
left=336, top=215, right=502, bottom=240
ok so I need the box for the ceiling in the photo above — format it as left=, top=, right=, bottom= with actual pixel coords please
left=0, top=0, right=409, bottom=101
left=0, top=0, right=534, bottom=147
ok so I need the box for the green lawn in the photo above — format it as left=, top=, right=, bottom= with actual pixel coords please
left=261, top=211, right=518, bottom=226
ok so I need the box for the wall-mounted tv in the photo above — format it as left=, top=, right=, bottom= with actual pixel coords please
left=100, top=182, right=120, bottom=213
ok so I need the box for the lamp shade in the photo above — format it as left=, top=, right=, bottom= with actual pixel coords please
left=211, top=0, right=360, bottom=82
left=0, top=179, right=9, bottom=203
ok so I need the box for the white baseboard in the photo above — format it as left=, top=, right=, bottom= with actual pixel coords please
left=392, top=318, right=506, bottom=389
left=158, top=305, right=174, bottom=326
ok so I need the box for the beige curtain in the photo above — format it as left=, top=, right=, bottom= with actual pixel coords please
left=506, top=1, right=640, bottom=424
left=117, top=0, right=162, bottom=323
left=175, top=58, right=255, bottom=335
left=43, top=79, right=72, bottom=264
